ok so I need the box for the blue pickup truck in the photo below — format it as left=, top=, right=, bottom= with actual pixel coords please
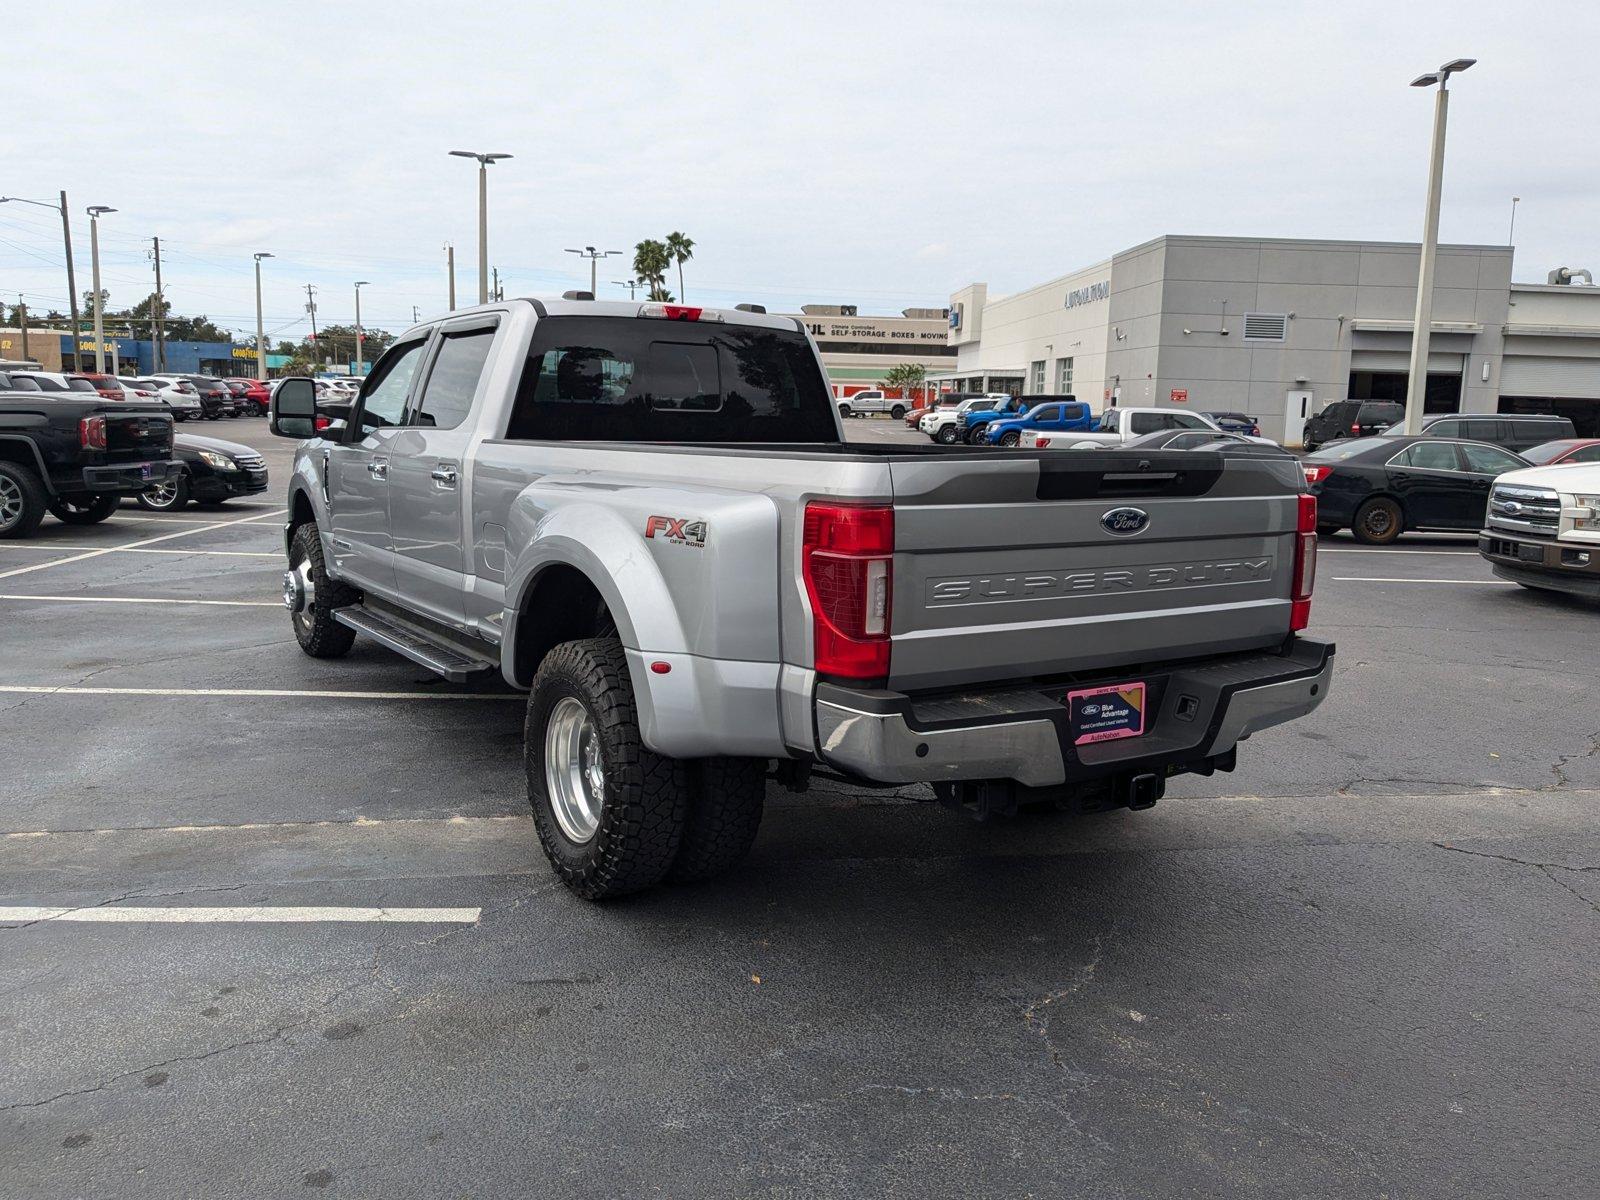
left=982, top=398, right=1094, bottom=446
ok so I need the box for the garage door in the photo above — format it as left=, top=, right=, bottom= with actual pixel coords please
left=1349, top=350, right=1463, bottom=372
left=1500, top=355, right=1600, bottom=398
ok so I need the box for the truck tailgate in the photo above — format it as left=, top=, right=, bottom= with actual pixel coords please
left=102, top=408, right=173, bottom=462
left=886, top=448, right=1305, bottom=691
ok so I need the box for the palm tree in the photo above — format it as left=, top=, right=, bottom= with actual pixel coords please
left=633, top=239, right=671, bottom=301
left=665, top=232, right=695, bottom=303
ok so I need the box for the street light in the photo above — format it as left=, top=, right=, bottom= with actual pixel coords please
left=449, top=150, right=512, bottom=304
left=565, top=246, right=624, bottom=298
left=86, top=206, right=117, bottom=374
left=614, top=278, right=642, bottom=300
left=1403, top=56, right=1476, bottom=435
left=3, top=194, right=83, bottom=369
left=354, top=281, right=371, bottom=378
left=253, top=252, right=274, bottom=381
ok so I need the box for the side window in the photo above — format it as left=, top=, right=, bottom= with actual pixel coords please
left=1461, top=443, right=1526, bottom=475
left=1460, top=419, right=1500, bottom=442
left=1570, top=445, right=1600, bottom=464
left=1130, top=412, right=1164, bottom=435
left=1033, top=406, right=1060, bottom=423
left=356, top=339, right=426, bottom=432
left=1398, top=442, right=1460, bottom=471
left=1172, top=412, right=1209, bottom=430
left=411, top=328, right=495, bottom=430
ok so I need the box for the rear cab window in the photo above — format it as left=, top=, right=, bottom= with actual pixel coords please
left=505, top=316, right=838, bottom=443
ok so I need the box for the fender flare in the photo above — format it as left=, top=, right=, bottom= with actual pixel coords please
left=0, top=434, right=57, bottom=495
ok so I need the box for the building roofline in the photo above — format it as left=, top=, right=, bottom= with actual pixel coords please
left=1116, top=233, right=1513, bottom=256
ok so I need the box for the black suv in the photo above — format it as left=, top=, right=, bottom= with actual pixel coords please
left=1381, top=412, right=1577, bottom=453
left=1302, top=401, right=1404, bottom=451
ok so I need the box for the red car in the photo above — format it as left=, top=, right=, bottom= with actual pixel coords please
left=224, top=378, right=271, bottom=415
left=1522, top=437, right=1600, bottom=466
left=70, top=372, right=125, bottom=401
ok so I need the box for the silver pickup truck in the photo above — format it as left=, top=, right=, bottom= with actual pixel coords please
left=269, top=298, right=1333, bottom=899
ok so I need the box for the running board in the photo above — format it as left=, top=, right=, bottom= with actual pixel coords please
left=333, top=606, right=498, bottom=683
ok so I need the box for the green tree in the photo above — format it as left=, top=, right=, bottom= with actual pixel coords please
left=881, top=362, right=926, bottom=396
left=632, top=239, right=672, bottom=302
left=665, top=232, right=694, bottom=303
left=296, top=323, right=394, bottom=366
left=281, top=355, right=317, bottom=376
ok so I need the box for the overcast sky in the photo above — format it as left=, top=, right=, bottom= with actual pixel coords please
left=4, top=0, right=1598, bottom=342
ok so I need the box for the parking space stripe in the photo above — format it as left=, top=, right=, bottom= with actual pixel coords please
left=0, top=509, right=286, bottom=582
left=1, top=906, right=482, bottom=924
left=0, top=545, right=280, bottom=558
left=0, top=594, right=281, bottom=608
left=1318, top=549, right=1476, bottom=556
left=0, top=685, right=520, bottom=700
left=1330, top=576, right=1517, bottom=586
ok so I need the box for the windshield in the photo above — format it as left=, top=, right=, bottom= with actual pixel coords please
left=1520, top=440, right=1575, bottom=465
left=1305, top=437, right=1390, bottom=461
left=67, top=378, right=97, bottom=392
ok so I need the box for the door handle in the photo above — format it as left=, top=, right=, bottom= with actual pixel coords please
left=431, top=463, right=459, bottom=488
left=368, top=458, right=388, bottom=480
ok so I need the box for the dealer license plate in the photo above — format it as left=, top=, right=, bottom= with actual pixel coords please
left=1066, top=682, right=1147, bottom=746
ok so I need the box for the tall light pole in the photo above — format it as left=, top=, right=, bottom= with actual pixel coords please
left=614, top=278, right=642, bottom=300
left=566, top=246, right=623, bottom=297
left=354, top=280, right=370, bottom=377
left=1507, top=196, right=1520, bottom=247
left=253, top=252, right=273, bottom=380
left=1403, top=57, right=1475, bottom=435
left=86, top=206, right=116, bottom=373
left=449, top=150, right=512, bottom=304
left=0, top=194, right=82, bottom=369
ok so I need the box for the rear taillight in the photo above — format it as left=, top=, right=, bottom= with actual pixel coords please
left=640, top=303, right=714, bottom=322
left=1034, top=437, right=1052, bottom=448
left=802, top=501, right=893, bottom=680
left=1291, top=493, right=1317, bottom=632
left=314, top=416, right=331, bottom=431
left=80, top=415, right=107, bottom=450
left=1350, top=422, right=1360, bottom=434
left=1302, top=465, right=1331, bottom=485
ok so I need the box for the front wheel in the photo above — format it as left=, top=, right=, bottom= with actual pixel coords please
left=285, top=522, right=358, bottom=657
left=1352, top=497, right=1404, bottom=545
left=935, top=425, right=959, bottom=445
left=137, top=475, right=190, bottom=511
left=526, top=638, right=689, bottom=900
left=48, top=493, right=119, bottom=525
left=999, top=431, right=1021, bottom=447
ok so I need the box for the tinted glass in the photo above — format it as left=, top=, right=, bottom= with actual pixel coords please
left=1521, top=440, right=1573, bottom=465
left=1130, top=413, right=1164, bottom=435
left=1358, top=404, right=1404, bottom=423
left=1305, top=437, right=1390, bottom=462
left=1172, top=412, right=1209, bottom=430
left=356, top=340, right=426, bottom=431
left=4, top=375, right=41, bottom=391
left=411, top=328, right=495, bottom=430
left=1460, top=419, right=1501, bottom=442
left=67, top=378, right=96, bottom=392
left=506, top=317, right=837, bottom=443
left=1566, top=444, right=1600, bottom=464
left=1397, top=442, right=1459, bottom=471
left=1460, top=443, right=1525, bottom=474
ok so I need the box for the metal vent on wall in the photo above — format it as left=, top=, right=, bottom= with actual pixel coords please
left=1242, top=313, right=1288, bottom=341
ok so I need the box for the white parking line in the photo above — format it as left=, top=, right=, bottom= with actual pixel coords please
left=0, top=594, right=280, bottom=608
left=1, top=906, right=481, bottom=924
left=0, top=685, right=520, bottom=700
left=1319, top=549, right=1477, bottom=556
left=0, top=509, right=286, bottom=582
left=1331, top=576, right=1517, bottom=586
left=0, top=545, right=279, bottom=558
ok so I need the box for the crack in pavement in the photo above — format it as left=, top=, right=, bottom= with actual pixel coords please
left=1433, top=841, right=1600, bottom=920
left=0, top=883, right=248, bottom=929
left=1023, top=937, right=1105, bottom=1072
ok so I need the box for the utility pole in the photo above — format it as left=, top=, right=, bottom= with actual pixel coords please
left=61, top=193, right=80, bottom=372
left=16, top=296, right=27, bottom=360
left=305, top=284, right=319, bottom=366
left=447, top=243, right=456, bottom=311
left=412, top=305, right=421, bottom=324
left=354, top=280, right=370, bottom=377
left=1403, top=57, right=1476, bottom=435
left=151, top=236, right=166, bottom=372
left=253, top=253, right=273, bottom=380
left=491, top=267, right=500, bottom=302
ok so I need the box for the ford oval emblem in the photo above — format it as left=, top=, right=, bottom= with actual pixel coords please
left=1101, top=506, right=1150, bottom=536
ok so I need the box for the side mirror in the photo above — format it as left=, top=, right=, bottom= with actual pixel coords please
left=269, top=377, right=318, bottom=438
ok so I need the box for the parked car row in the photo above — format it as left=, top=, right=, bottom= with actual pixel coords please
left=0, top=368, right=276, bottom=422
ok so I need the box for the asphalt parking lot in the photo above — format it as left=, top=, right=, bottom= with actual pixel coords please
left=3, top=417, right=1598, bottom=1199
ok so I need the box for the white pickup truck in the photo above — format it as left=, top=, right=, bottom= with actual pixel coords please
left=1479, top=461, right=1600, bottom=599
left=836, top=390, right=906, bottom=420
left=1023, top=407, right=1223, bottom=449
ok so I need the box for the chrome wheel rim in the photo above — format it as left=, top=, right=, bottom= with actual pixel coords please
left=0, top=476, right=21, bottom=531
left=545, top=696, right=604, bottom=844
left=283, top=558, right=316, bottom=633
left=144, top=479, right=179, bottom=508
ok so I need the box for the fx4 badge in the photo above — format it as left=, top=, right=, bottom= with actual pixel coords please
left=645, top=515, right=708, bottom=548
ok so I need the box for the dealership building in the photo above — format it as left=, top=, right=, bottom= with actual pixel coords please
left=932, top=234, right=1600, bottom=442
left=784, top=304, right=954, bottom=398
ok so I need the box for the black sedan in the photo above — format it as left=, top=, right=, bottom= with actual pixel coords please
left=1302, top=436, right=1529, bottom=544
left=135, top=432, right=268, bottom=511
